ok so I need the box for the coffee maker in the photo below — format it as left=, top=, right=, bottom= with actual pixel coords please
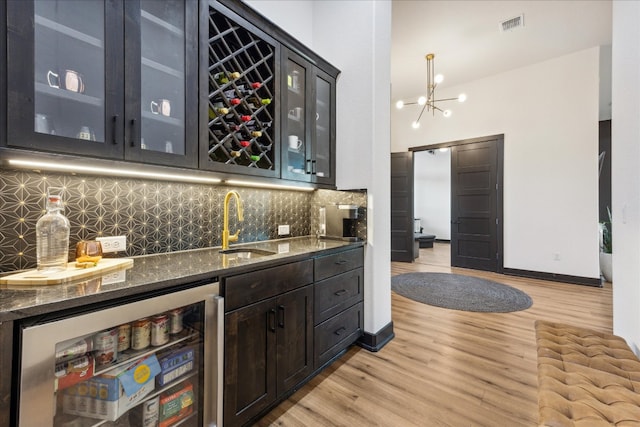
left=319, top=204, right=360, bottom=241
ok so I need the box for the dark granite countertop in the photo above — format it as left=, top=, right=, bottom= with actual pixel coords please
left=0, top=236, right=363, bottom=322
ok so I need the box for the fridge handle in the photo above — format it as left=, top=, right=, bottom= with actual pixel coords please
left=204, top=293, right=224, bottom=427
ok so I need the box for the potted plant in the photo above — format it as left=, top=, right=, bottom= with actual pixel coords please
left=599, top=207, right=612, bottom=282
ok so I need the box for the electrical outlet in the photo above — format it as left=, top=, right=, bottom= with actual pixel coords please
left=278, top=225, right=290, bottom=236
left=97, top=235, right=127, bottom=253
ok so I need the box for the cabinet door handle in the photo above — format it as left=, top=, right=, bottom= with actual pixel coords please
left=334, top=289, right=348, bottom=296
left=306, top=159, right=312, bottom=174
left=334, top=260, right=348, bottom=265
left=130, top=119, right=137, bottom=147
left=269, top=308, right=276, bottom=332
left=311, top=160, right=316, bottom=175
left=112, top=115, right=119, bottom=145
left=334, top=326, right=346, bottom=336
left=277, top=305, right=285, bottom=328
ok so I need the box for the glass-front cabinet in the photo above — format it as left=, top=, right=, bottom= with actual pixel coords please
left=281, top=54, right=309, bottom=181
left=311, top=68, right=336, bottom=186
left=6, top=0, right=198, bottom=168
left=281, top=49, right=336, bottom=185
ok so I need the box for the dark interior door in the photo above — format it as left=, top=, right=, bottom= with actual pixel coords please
left=451, top=136, right=503, bottom=272
left=391, top=152, right=415, bottom=262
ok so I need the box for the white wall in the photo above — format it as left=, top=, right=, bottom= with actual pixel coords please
left=242, top=1, right=393, bottom=336
left=244, top=0, right=314, bottom=48
left=392, top=48, right=601, bottom=280
left=612, top=1, right=640, bottom=354
left=414, top=150, right=451, bottom=239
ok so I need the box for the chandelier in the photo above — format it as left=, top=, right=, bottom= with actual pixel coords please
left=395, top=53, right=467, bottom=129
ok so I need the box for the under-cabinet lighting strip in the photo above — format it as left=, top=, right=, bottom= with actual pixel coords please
left=7, top=159, right=317, bottom=191
left=7, top=159, right=222, bottom=184
left=225, top=179, right=314, bottom=192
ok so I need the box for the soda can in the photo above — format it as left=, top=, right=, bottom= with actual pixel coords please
left=132, top=318, right=151, bottom=350
left=93, top=329, right=118, bottom=366
left=169, top=308, right=184, bottom=335
left=151, top=314, right=170, bottom=346
left=117, top=323, right=131, bottom=352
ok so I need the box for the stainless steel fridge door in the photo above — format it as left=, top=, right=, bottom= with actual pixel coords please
left=19, top=282, right=222, bottom=427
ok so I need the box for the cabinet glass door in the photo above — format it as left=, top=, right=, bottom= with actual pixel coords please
left=34, top=0, right=105, bottom=142
left=33, top=1, right=105, bottom=143
left=283, top=57, right=309, bottom=179
left=139, top=0, right=185, bottom=156
left=313, top=73, right=333, bottom=182
left=7, top=0, right=121, bottom=158
left=124, top=0, right=198, bottom=168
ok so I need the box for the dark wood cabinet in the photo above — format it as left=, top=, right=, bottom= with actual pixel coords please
left=223, top=261, right=314, bottom=427
left=5, top=0, right=198, bottom=168
left=3, top=0, right=339, bottom=188
left=224, top=297, right=276, bottom=427
left=281, top=48, right=336, bottom=185
left=202, top=1, right=280, bottom=178
left=313, top=247, right=364, bottom=368
left=222, top=247, right=364, bottom=425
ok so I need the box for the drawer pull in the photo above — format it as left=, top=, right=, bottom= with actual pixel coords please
left=334, top=289, right=348, bottom=296
left=112, top=115, right=119, bottom=145
left=278, top=305, right=285, bottom=328
left=269, top=308, right=276, bottom=332
left=334, top=326, right=346, bottom=336
left=130, top=118, right=137, bottom=147
left=334, top=260, right=348, bottom=265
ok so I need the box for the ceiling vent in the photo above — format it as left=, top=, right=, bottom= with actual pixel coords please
left=499, top=14, right=524, bottom=32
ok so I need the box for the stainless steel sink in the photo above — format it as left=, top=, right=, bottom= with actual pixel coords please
left=219, top=248, right=276, bottom=259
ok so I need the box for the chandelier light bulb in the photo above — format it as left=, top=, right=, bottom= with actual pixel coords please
left=394, top=53, right=465, bottom=126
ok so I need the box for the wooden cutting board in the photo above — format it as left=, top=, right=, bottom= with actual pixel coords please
left=0, top=258, right=134, bottom=285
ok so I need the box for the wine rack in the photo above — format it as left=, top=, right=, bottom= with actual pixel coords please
left=207, top=7, right=276, bottom=170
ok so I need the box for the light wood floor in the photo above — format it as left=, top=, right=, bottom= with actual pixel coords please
left=257, top=244, right=613, bottom=426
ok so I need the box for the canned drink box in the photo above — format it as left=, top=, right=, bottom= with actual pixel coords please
left=157, top=347, right=195, bottom=387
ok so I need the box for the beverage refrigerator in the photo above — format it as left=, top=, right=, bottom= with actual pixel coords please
left=16, top=282, right=223, bottom=427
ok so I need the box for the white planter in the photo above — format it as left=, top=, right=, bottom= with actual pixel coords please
left=599, top=251, right=612, bottom=282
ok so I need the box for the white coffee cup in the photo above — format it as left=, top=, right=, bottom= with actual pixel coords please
left=288, top=135, right=302, bottom=150
left=150, top=99, right=171, bottom=116
left=288, top=107, right=303, bottom=120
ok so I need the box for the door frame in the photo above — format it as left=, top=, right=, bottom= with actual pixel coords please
left=410, top=134, right=504, bottom=273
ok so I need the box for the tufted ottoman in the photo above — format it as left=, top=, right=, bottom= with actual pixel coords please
left=535, top=320, right=640, bottom=426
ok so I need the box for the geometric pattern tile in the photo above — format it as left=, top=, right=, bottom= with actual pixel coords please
left=0, top=169, right=350, bottom=273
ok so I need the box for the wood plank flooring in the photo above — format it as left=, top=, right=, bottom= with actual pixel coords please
left=256, top=244, right=612, bottom=426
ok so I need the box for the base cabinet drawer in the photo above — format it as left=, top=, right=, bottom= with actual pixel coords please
left=314, top=247, right=364, bottom=282
left=314, top=302, right=363, bottom=368
left=314, top=268, right=363, bottom=324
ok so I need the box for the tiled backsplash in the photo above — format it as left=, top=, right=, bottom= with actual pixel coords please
left=0, top=169, right=366, bottom=272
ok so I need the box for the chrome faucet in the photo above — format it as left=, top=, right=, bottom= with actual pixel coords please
left=222, top=190, right=244, bottom=250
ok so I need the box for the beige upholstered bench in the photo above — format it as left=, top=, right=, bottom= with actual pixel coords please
left=535, top=320, right=640, bottom=426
